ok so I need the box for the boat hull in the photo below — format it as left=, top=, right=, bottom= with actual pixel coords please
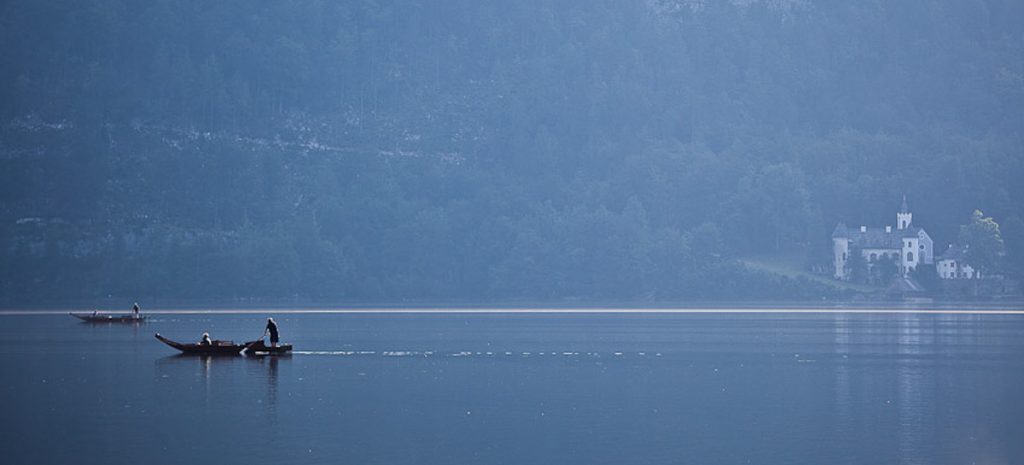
left=71, top=313, right=145, bottom=323
left=154, top=333, right=292, bottom=355
left=243, top=340, right=294, bottom=355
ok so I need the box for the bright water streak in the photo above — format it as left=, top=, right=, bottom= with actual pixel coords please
left=1, top=311, right=1023, bottom=465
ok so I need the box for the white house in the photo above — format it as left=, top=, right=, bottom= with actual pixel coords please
left=935, top=245, right=978, bottom=279
left=832, top=196, right=934, bottom=280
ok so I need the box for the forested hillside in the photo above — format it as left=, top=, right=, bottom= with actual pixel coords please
left=1, top=0, right=1022, bottom=304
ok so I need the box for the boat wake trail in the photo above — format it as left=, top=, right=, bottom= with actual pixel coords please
left=290, top=350, right=662, bottom=358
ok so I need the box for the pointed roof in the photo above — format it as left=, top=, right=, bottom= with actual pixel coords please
left=831, top=223, right=849, bottom=238
left=900, top=195, right=909, bottom=213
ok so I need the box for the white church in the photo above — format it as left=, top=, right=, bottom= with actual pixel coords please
left=832, top=197, right=934, bottom=280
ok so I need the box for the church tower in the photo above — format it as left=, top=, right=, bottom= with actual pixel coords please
left=897, top=195, right=912, bottom=230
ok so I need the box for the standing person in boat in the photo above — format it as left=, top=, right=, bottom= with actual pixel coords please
left=264, top=318, right=280, bottom=347
left=199, top=332, right=212, bottom=346
left=132, top=302, right=141, bottom=319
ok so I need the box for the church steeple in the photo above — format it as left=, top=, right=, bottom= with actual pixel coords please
left=897, top=195, right=912, bottom=230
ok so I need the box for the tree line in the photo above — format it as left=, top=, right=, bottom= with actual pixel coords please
left=1, top=0, right=1021, bottom=304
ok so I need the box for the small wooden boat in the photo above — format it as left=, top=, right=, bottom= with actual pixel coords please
left=243, top=339, right=294, bottom=356
left=154, top=333, right=292, bottom=355
left=70, top=312, right=145, bottom=323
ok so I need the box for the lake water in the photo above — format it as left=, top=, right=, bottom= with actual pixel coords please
left=1, top=310, right=1022, bottom=465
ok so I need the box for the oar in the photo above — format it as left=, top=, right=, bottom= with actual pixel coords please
left=240, top=335, right=264, bottom=356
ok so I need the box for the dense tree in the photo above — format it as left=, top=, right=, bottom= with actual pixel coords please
left=846, top=247, right=868, bottom=285
left=910, top=265, right=940, bottom=292
left=872, top=255, right=899, bottom=286
left=959, top=210, right=1006, bottom=276
left=0, top=0, right=1021, bottom=304
left=1000, top=216, right=1024, bottom=278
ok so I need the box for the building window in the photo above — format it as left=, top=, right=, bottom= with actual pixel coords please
left=870, top=253, right=877, bottom=262
left=907, top=252, right=914, bottom=262
left=842, top=252, right=846, bottom=260
left=919, top=244, right=924, bottom=250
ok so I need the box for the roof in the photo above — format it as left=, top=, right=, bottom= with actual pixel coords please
left=833, top=223, right=921, bottom=249
left=901, top=228, right=922, bottom=238
left=937, top=244, right=967, bottom=261
left=831, top=223, right=849, bottom=238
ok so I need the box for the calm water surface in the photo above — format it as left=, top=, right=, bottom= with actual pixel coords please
left=1, top=311, right=1023, bottom=465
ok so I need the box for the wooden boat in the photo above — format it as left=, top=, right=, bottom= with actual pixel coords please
left=71, top=312, right=145, bottom=323
left=243, top=339, right=294, bottom=356
left=154, top=333, right=292, bottom=355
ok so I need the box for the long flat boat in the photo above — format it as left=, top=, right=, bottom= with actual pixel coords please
left=71, top=312, right=145, bottom=323
left=154, top=333, right=292, bottom=355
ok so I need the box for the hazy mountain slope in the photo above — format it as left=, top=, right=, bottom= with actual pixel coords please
left=1, top=0, right=1021, bottom=303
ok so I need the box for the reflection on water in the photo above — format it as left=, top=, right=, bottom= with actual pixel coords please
left=1, top=312, right=1023, bottom=465
left=831, top=313, right=853, bottom=459
left=259, top=356, right=279, bottom=417
left=155, top=354, right=283, bottom=416
left=897, top=315, right=931, bottom=465
left=822, top=311, right=1023, bottom=465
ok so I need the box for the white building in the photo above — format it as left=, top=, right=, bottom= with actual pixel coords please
left=935, top=245, right=978, bottom=279
left=832, top=196, right=934, bottom=280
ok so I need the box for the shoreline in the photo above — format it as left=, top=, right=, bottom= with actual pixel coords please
left=5, top=303, right=1023, bottom=315
left=4, top=298, right=1024, bottom=310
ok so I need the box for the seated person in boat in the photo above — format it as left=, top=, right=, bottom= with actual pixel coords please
left=199, top=332, right=212, bottom=346
left=264, top=318, right=279, bottom=347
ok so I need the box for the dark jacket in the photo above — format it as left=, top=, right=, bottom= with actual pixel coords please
left=266, top=320, right=279, bottom=341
